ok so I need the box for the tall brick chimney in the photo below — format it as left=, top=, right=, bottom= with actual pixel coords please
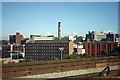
left=58, top=22, right=61, bottom=40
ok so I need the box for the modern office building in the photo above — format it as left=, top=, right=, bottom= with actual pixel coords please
left=25, top=40, right=74, bottom=61
left=85, top=41, right=118, bottom=57
left=9, top=32, right=24, bottom=45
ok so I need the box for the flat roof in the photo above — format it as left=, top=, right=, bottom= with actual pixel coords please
left=86, top=41, right=118, bottom=43
left=27, top=40, right=70, bottom=43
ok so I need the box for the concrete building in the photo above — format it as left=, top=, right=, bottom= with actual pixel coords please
left=9, top=32, right=24, bottom=45
left=21, top=38, right=29, bottom=44
left=86, top=31, right=106, bottom=41
left=106, top=32, right=115, bottom=42
left=68, top=36, right=76, bottom=41
left=63, top=36, right=77, bottom=41
left=25, top=40, right=74, bottom=61
left=2, top=44, right=25, bottom=58
left=10, top=51, right=25, bottom=59
left=115, top=34, right=120, bottom=46
left=30, top=35, right=54, bottom=41
left=116, top=38, right=120, bottom=46
left=74, top=42, right=85, bottom=54
left=86, top=31, right=120, bottom=42
left=85, top=41, right=118, bottom=57
left=97, top=32, right=107, bottom=41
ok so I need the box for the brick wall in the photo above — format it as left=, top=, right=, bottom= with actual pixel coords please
left=85, top=41, right=118, bottom=57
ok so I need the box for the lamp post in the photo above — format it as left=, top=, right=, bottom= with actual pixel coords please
left=59, top=47, right=64, bottom=60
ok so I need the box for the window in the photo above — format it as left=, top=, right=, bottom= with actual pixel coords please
left=108, top=43, right=111, bottom=53
left=88, top=44, right=90, bottom=49
left=97, top=43, right=100, bottom=49
left=102, top=43, right=106, bottom=49
left=92, top=44, right=94, bottom=49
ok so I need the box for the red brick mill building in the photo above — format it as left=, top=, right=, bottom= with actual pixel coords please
left=9, top=32, right=24, bottom=45
left=25, top=40, right=74, bottom=61
left=85, top=41, right=118, bottom=57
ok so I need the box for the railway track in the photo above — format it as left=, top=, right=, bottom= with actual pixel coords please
left=2, top=56, right=120, bottom=79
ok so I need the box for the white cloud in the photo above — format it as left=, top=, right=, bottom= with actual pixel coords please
left=47, top=32, right=55, bottom=36
left=101, top=30, right=115, bottom=34
left=107, top=30, right=115, bottom=33
left=66, top=32, right=79, bottom=36
left=66, top=32, right=71, bottom=35
left=41, top=33, right=45, bottom=36
left=72, top=32, right=78, bottom=35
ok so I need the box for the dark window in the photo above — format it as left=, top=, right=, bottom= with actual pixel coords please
left=88, top=44, right=90, bottom=49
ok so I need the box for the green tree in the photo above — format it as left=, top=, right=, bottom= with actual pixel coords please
left=108, top=52, right=120, bottom=56
left=63, top=54, right=69, bottom=59
left=82, top=53, right=91, bottom=58
left=73, top=54, right=80, bottom=59
left=68, top=54, right=74, bottom=59
left=2, top=40, right=8, bottom=45
left=100, top=51, right=108, bottom=57
left=68, top=54, right=80, bottom=59
left=79, top=54, right=84, bottom=58
left=22, top=56, right=34, bottom=62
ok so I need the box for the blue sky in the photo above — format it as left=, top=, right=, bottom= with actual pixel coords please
left=2, top=2, right=118, bottom=40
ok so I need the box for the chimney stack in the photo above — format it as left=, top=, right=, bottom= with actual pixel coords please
left=58, top=22, right=61, bottom=40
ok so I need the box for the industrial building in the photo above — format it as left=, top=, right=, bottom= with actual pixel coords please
left=85, top=41, right=118, bottom=57
left=74, top=42, right=85, bottom=54
left=2, top=44, right=25, bottom=58
left=9, top=32, right=24, bottom=45
left=30, top=35, right=55, bottom=41
left=25, top=40, right=74, bottom=61
left=86, top=31, right=106, bottom=41
left=25, top=22, right=75, bottom=61
left=86, top=31, right=120, bottom=43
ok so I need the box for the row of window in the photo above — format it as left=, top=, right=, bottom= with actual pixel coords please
left=87, top=43, right=116, bottom=49
left=26, top=52, right=63, bottom=55
left=26, top=46, right=68, bottom=50
left=34, top=41, right=68, bottom=43
left=26, top=50, right=68, bottom=53
left=26, top=43, right=68, bottom=47
left=26, top=55, right=60, bottom=58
